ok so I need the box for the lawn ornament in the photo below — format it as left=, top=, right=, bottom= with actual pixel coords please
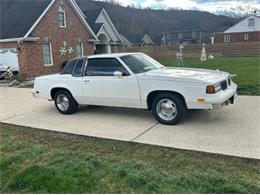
left=176, top=44, right=184, bottom=66
left=208, top=54, right=215, bottom=60
left=200, top=43, right=207, bottom=62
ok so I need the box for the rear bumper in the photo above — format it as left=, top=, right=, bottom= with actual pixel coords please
left=32, top=89, right=39, bottom=98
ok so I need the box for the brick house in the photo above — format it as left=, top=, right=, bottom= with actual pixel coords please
left=214, top=15, right=260, bottom=43
left=0, top=0, right=98, bottom=78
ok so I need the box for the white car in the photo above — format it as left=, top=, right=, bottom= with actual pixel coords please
left=33, top=53, right=237, bottom=125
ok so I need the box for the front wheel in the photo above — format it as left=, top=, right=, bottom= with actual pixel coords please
left=54, top=90, right=78, bottom=114
left=151, top=93, right=186, bottom=125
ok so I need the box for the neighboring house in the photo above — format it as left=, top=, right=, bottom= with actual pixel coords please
left=162, top=30, right=213, bottom=45
left=214, top=15, right=260, bottom=43
left=82, top=8, right=124, bottom=54
left=121, top=33, right=162, bottom=46
left=0, top=0, right=97, bottom=78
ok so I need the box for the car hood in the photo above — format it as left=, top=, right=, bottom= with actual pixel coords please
left=143, top=67, right=229, bottom=84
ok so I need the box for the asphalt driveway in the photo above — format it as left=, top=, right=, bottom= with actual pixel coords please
left=0, top=87, right=260, bottom=159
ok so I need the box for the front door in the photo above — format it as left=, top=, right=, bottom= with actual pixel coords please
left=81, top=58, right=141, bottom=108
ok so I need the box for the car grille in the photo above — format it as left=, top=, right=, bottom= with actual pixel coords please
left=221, top=80, right=228, bottom=90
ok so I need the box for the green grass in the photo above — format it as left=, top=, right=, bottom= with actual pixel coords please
left=18, top=83, right=34, bottom=89
left=1, top=123, right=260, bottom=193
left=159, top=57, right=260, bottom=96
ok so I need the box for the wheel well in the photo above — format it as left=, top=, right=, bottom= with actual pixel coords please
left=50, top=88, right=71, bottom=100
left=147, top=90, right=187, bottom=110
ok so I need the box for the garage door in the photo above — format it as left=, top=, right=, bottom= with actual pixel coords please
left=0, top=48, right=19, bottom=72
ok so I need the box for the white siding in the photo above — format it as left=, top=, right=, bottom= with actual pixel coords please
left=225, top=16, right=260, bottom=33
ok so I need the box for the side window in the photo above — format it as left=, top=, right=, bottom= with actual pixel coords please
left=60, top=59, right=77, bottom=74
left=86, top=58, right=130, bottom=76
left=72, top=58, right=84, bottom=77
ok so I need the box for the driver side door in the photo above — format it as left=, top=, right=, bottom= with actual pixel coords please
left=81, top=58, right=141, bottom=108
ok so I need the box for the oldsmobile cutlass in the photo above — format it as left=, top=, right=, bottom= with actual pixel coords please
left=33, top=53, right=237, bottom=125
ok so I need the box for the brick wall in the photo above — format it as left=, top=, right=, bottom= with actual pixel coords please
left=214, top=32, right=260, bottom=43
left=118, top=42, right=260, bottom=60
left=0, top=0, right=94, bottom=78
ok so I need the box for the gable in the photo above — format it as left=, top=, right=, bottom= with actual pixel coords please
left=142, top=34, right=154, bottom=44
left=0, top=0, right=52, bottom=39
left=0, top=0, right=97, bottom=41
left=96, top=9, right=123, bottom=43
left=225, top=16, right=260, bottom=33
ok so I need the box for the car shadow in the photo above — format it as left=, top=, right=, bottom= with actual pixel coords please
left=75, top=106, right=220, bottom=124
left=77, top=105, right=154, bottom=120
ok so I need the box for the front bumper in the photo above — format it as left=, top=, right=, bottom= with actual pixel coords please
left=206, top=82, right=237, bottom=110
left=212, top=92, right=237, bottom=110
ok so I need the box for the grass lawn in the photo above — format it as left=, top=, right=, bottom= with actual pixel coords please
left=18, top=83, right=34, bottom=89
left=1, top=123, right=260, bottom=193
left=159, top=57, right=260, bottom=96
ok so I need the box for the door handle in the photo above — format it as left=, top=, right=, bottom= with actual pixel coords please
left=83, top=80, right=90, bottom=84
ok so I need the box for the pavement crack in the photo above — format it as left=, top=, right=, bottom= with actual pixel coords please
left=131, top=122, right=159, bottom=142
left=0, top=108, right=46, bottom=122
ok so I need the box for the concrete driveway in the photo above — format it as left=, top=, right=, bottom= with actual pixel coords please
left=0, top=87, right=260, bottom=159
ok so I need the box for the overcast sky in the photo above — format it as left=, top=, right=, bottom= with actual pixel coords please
left=97, top=0, right=260, bottom=16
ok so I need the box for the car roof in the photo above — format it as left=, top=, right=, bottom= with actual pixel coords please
left=87, top=53, right=143, bottom=59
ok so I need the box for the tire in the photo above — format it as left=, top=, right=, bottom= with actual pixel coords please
left=54, top=90, right=78, bottom=114
left=151, top=93, right=186, bottom=125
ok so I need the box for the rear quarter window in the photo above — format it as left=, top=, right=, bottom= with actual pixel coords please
left=72, top=58, right=84, bottom=77
left=60, top=59, right=77, bottom=74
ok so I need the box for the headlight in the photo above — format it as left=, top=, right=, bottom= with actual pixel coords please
left=228, top=78, right=231, bottom=86
left=206, top=83, right=222, bottom=94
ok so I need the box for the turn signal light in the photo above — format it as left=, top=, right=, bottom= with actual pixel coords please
left=206, top=86, right=215, bottom=94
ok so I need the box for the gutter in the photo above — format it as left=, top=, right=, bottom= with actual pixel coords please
left=0, top=37, right=39, bottom=43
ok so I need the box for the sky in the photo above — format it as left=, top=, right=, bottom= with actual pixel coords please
left=97, top=0, right=260, bottom=16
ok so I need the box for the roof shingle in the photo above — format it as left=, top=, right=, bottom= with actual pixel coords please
left=0, top=0, right=52, bottom=39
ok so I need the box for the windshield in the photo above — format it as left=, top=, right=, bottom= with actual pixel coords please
left=120, top=54, right=164, bottom=74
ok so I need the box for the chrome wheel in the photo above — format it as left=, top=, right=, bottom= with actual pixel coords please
left=156, top=99, right=177, bottom=121
left=56, top=94, right=69, bottom=111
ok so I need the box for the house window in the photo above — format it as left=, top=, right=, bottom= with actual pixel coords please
left=58, top=5, right=66, bottom=27
left=76, top=42, right=84, bottom=57
left=42, top=43, right=53, bottom=66
left=248, top=18, right=255, bottom=27
left=179, top=33, right=183, bottom=39
left=244, top=33, right=249, bottom=40
left=192, top=31, right=196, bottom=38
left=224, top=34, right=230, bottom=43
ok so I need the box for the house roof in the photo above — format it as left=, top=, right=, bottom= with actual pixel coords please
left=83, top=9, right=103, bottom=34
left=149, top=34, right=163, bottom=44
left=0, top=0, right=52, bottom=39
left=122, top=33, right=162, bottom=45
left=0, top=0, right=98, bottom=41
left=224, top=15, right=260, bottom=33
left=123, top=34, right=144, bottom=44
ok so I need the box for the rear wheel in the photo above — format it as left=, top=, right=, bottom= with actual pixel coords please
left=54, top=90, right=78, bottom=114
left=151, top=93, right=186, bottom=125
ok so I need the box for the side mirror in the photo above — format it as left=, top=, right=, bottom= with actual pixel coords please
left=114, top=71, right=123, bottom=78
